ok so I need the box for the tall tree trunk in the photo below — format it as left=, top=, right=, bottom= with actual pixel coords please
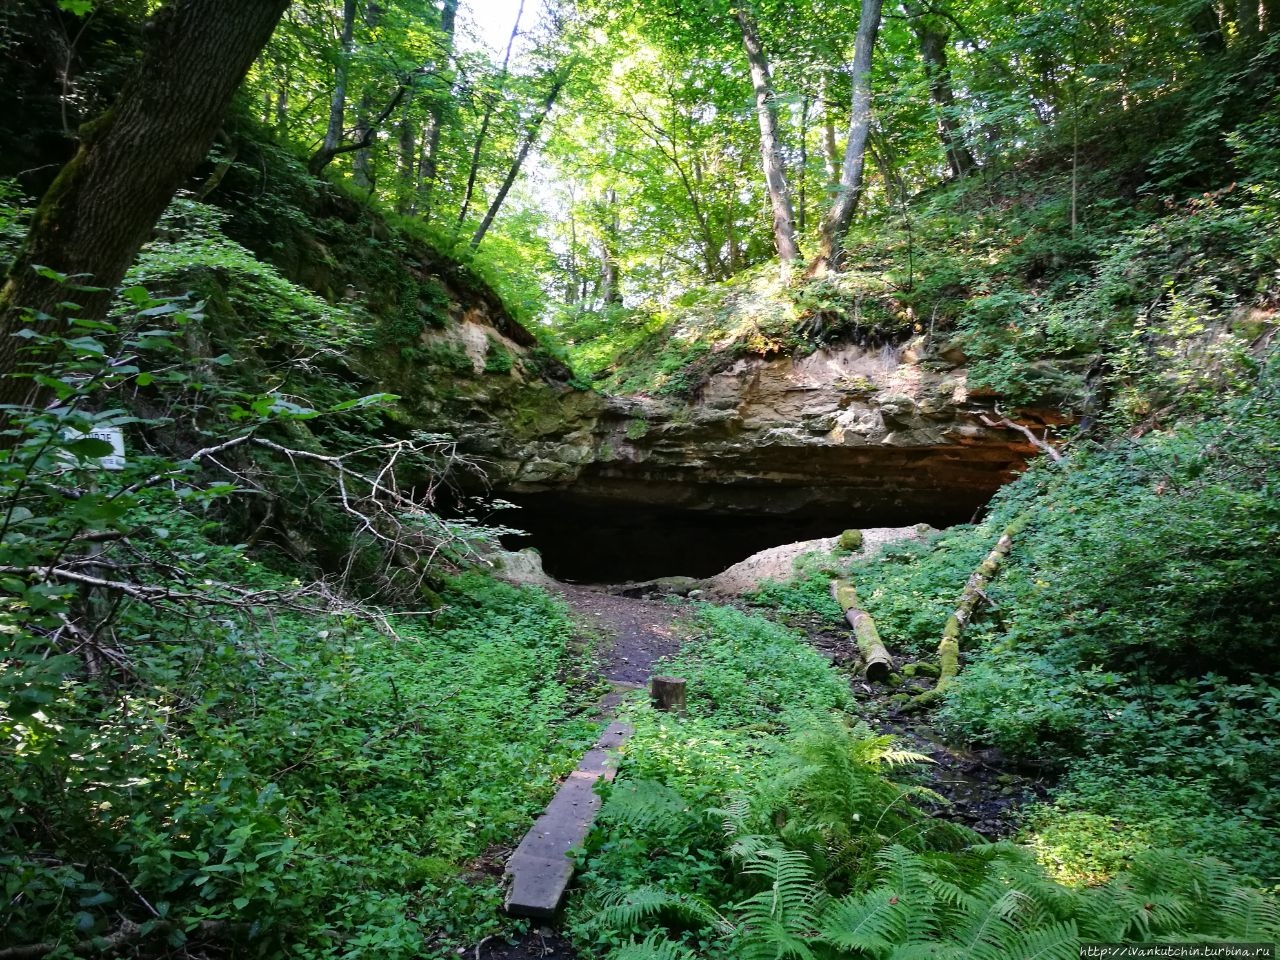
left=1263, top=0, right=1279, bottom=32
left=903, top=1, right=976, bottom=179
left=1238, top=0, right=1260, bottom=39
left=275, top=75, right=290, bottom=131
left=396, top=94, right=416, bottom=214
left=0, top=0, right=290, bottom=407
left=470, top=72, right=567, bottom=249
left=735, top=5, right=801, bottom=263
left=350, top=2, right=382, bottom=192
left=810, top=0, right=883, bottom=275
left=822, top=74, right=841, bottom=185
left=417, top=0, right=459, bottom=219
left=599, top=188, right=622, bottom=306
left=797, top=92, right=809, bottom=235
left=1189, top=1, right=1226, bottom=54
left=457, top=0, right=524, bottom=229
left=319, top=0, right=358, bottom=163
left=351, top=91, right=374, bottom=191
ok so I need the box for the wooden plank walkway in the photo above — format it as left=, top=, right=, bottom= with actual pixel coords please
left=504, top=720, right=633, bottom=918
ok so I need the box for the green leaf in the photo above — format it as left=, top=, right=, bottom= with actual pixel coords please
left=63, top=437, right=115, bottom=459
left=330, top=393, right=399, bottom=411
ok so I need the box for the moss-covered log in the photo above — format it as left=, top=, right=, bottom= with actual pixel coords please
left=905, top=514, right=1027, bottom=711
left=831, top=579, right=893, bottom=681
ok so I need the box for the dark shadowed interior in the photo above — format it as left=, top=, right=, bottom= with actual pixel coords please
left=496, top=489, right=984, bottom=583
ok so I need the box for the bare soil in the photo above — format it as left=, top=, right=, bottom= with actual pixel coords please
left=553, top=582, right=689, bottom=685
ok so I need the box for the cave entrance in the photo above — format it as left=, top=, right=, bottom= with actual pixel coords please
left=493, top=489, right=981, bottom=584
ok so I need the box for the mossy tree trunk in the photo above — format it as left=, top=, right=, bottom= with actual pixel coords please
left=831, top=579, right=893, bottom=681
left=0, top=0, right=290, bottom=408
left=907, top=515, right=1027, bottom=710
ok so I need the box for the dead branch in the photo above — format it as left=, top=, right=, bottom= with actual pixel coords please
left=979, top=409, right=1063, bottom=463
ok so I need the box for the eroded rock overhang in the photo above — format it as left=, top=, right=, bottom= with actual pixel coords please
left=494, top=340, right=1065, bottom=526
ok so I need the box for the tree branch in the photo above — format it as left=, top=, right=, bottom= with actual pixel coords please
left=978, top=410, right=1064, bottom=462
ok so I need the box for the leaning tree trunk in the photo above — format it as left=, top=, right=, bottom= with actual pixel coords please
left=734, top=5, right=801, bottom=264
left=906, top=514, right=1027, bottom=711
left=810, top=0, right=883, bottom=275
left=831, top=579, right=894, bottom=681
left=470, top=72, right=567, bottom=249
left=456, top=0, right=523, bottom=229
left=316, top=0, right=359, bottom=170
left=0, top=0, right=290, bottom=409
left=903, top=1, right=977, bottom=179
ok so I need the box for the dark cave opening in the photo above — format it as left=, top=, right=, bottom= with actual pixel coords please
left=493, top=489, right=986, bottom=584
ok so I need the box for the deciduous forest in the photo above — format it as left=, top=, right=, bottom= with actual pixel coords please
left=1, top=0, right=1278, bottom=957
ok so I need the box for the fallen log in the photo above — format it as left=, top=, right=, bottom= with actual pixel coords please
left=905, top=514, right=1028, bottom=711
left=831, top=579, right=893, bottom=682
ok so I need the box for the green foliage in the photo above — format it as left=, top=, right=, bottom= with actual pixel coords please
left=0, top=280, right=597, bottom=956
left=484, top=336, right=515, bottom=374
left=569, top=605, right=1278, bottom=957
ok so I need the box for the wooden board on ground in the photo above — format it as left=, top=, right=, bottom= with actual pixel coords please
left=504, top=721, right=633, bottom=918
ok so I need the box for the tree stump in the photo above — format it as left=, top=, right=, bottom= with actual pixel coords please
left=650, top=676, right=687, bottom=714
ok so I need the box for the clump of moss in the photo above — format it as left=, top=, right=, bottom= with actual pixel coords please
left=838, top=529, right=864, bottom=552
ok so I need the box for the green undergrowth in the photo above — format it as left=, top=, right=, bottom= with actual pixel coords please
left=0, top=271, right=599, bottom=956
left=556, top=262, right=914, bottom=397
left=3, top=563, right=600, bottom=956
left=554, top=41, right=1279, bottom=412
left=742, top=346, right=1280, bottom=887
left=568, top=603, right=1279, bottom=959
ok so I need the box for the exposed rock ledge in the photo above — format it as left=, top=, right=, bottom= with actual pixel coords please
left=444, top=336, right=1062, bottom=526
left=366, top=288, right=1067, bottom=528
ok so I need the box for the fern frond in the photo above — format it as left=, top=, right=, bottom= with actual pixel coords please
left=1218, top=886, right=1280, bottom=940
left=734, top=917, right=818, bottom=960
left=717, top=794, right=754, bottom=837
left=947, top=886, right=1026, bottom=956
left=611, top=931, right=698, bottom=960
left=818, top=887, right=912, bottom=953
left=1004, top=920, right=1080, bottom=960
left=734, top=847, right=826, bottom=958
left=876, top=845, right=935, bottom=897
left=739, top=847, right=824, bottom=917
left=878, top=748, right=936, bottom=767
left=886, top=943, right=960, bottom=960
left=730, top=833, right=781, bottom=863
left=602, top=779, right=696, bottom=836
left=600, top=884, right=720, bottom=932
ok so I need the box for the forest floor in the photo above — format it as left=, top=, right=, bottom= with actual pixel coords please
left=465, top=579, right=1047, bottom=959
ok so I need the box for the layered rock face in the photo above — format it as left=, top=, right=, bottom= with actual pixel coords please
left=387, top=305, right=1062, bottom=580
left=488, top=339, right=1058, bottom=526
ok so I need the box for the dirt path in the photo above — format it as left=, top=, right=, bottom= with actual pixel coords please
left=553, top=583, right=688, bottom=685
left=469, top=579, right=1045, bottom=957
left=464, top=585, right=688, bottom=960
